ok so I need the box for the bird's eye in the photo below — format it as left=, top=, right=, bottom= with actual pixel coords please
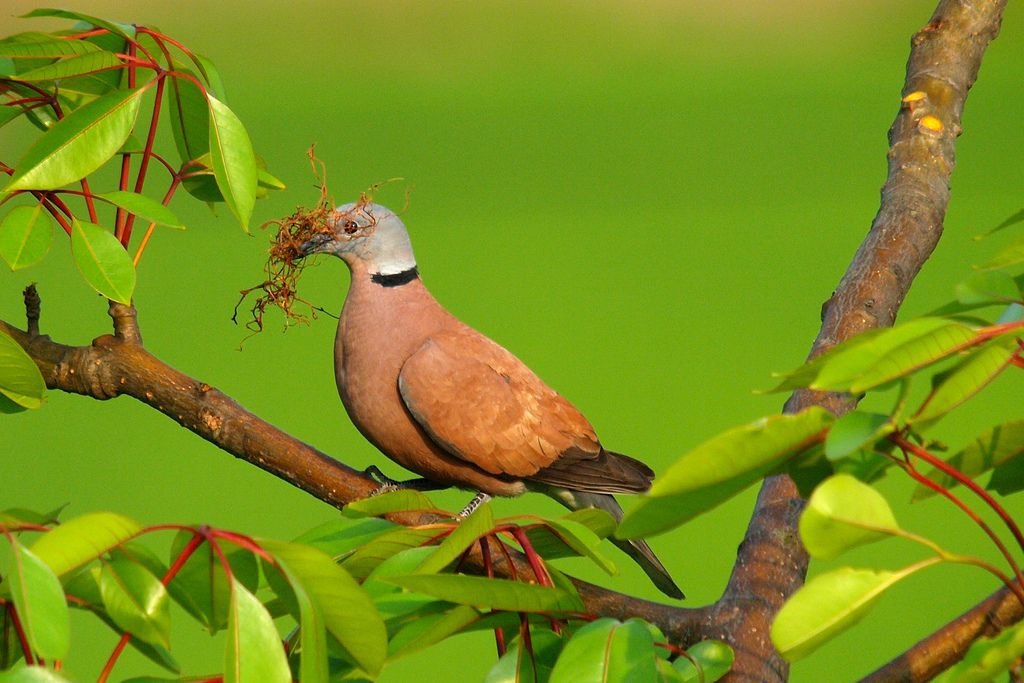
left=341, top=220, right=358, bottom=235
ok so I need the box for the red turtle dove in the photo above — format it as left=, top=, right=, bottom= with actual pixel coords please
left=300, top=202, right=683, bottom=599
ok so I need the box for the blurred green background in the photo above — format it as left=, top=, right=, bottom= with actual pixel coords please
left=2, top=1, right=1023, bottom=680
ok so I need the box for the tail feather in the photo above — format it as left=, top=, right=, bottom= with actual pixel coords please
left=529, top=449, right=654, bottom=494
left=548, top=489, right=684, bottom=600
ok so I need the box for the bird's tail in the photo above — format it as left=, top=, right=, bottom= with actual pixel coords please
left=551, top=489, right=684, bottom=600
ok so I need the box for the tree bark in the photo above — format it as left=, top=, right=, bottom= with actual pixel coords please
left=714, top=1, right=1007, bottom=680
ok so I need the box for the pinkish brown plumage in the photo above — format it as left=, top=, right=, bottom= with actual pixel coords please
left=300, top=201, right=683, bottom=599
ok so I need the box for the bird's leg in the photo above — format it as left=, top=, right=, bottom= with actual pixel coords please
left=458, top=491, right=491, bottom=518
left=363, top=465, right=446, bottom=495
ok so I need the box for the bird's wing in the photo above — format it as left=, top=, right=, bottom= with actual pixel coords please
left=398, top=327, right=601, bottom=478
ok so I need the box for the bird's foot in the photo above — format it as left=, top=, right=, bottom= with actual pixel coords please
left=457, top=492, right=492, bottom=519
left=364, top=465, right=446, bottom=496
left=364, top=465, right=402, bottom=496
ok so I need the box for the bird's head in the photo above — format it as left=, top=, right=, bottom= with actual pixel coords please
left=299, top=201, right=417, bottom=276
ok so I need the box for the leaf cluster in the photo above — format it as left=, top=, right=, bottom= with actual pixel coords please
left=0, top=500, right=732, bottom=683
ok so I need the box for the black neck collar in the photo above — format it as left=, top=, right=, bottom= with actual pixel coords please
left=371, top=266, right=419, bottom=287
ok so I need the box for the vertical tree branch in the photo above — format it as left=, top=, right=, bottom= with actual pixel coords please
left=718, top=2, right=1007, bottom=680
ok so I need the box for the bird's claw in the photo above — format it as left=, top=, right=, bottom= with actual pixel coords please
left=457, top=492, right=492, bottom=519
left=363, top=465, right=403, bottom=496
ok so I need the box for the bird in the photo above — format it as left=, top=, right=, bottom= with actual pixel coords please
left=299, top=201, right=683, bottom=599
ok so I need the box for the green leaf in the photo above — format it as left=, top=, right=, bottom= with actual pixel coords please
left=849, top=322, right=980, bottom=393
left=549, top=618, right=657, bottom=683
left=0, top=204, right=54, bottom=270
left=110, top=541, right=169, bottom=580
left=486, top=627, right=564, bottom=683
left=989, top=448, right=1024, bottom=496
left=292, top=516, right=395, bottom=559
left=937, top=619, right=1024, bottom=683
left=388, top=604, right=480, bottom=659
left=0, top=392, right=28, bottom=414
left=20, top=9, right=137, bottom=39
left=912, top=338, right=1019, bottom=425
left=524, top=518, right=617, bottom=575
left=979, top=234, right=1024, bottom=272
left=0, top=36, right=102, bottom=58
left=343, top=489, right=438, bottom=518
left=4, top=85, right=148, bottom=192
left=262, top=553, right=327, bottom=683
left=978, top=208, right=1024, bottom=239
left=30, top=511, right=141, bottom=576
left=0, top=667, right=74, bottom=682
left=913, top=420, right=1024, bottom=500
left=99, top=558, right=171, bottom=647
left=167, top=67, right=210, bottom=163
left=618, top=408, right=832, bottom=539
left=558, top=508, right=617, bottom=539
left=824, top=411, right=893, bottom=461
left=0, top=327, right=47, bottom=409
left=341, top=526, right=440, bottom=580
left=207, top=94, right=257, bottom=230
left=258, top=166, right=286, bottom=191
left=415, top=503, right=493, bottom=575
left=0, top=104, right=27, bottom=129
left=799, top=475, right=900, bottom=560
left=673, top=640, right=735, bottom=682
left=224, top=577, right=291, bottom=683
left=385, top=574, right=584, bottom=613
left=70, top=219, right=136, bottom=304
left=165, top=534, right=258, bottom=633
left=0, top=506, right=64, bottom=527
left=954, top=271, right=1022, bottom=306
left=769, top=318, right=974, bottom=393
left=371, top=584, right=443, bottom=624
left=261, top=540, right=387, bottom=676
left=0, top=537, right=69, bottom=660
left=362, top=547, right=435, bottom=599
left=11, top=51, right=122, bottom=82
left=772, top=567, right=912, bottom=661
left=64, top=566, right=177, bottom=673
left=97, top=191, right=185, bottom=229
left=193, top=53, right=226, bottom=99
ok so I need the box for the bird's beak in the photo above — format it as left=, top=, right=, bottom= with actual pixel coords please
left=298, top=232, right=335, bottom=257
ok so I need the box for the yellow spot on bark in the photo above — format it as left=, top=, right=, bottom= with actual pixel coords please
left=919, top=115, right=943, bottom=132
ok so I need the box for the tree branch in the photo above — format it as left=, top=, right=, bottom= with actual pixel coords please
left=717, top=1, right=1007, bottom=680
left=863, top=582, right=1023, bottom=682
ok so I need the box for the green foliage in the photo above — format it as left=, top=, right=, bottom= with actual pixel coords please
left=0, top=538, right=69, bottom=661
left=0, top=502, right=729, bottom=683
left=618, top=408, right=834, bottom=538
left=98, top=558, right=171, bottom=648
left=936, top=620, right=1024, bottom=683
left=798, top=474, right=900, bottom=561
left=0, top=8, right=282, bottom=383
left=225, top=577, right=291, bottom=683
left=771, top=567, right=910, bottom=662
left=0, top=328, right=46, bottom=411
left=0, top=205, right=52, bottom=271
left=548, top=618, right=656, bottom=682
left=70, top=218, right=136, bottom=303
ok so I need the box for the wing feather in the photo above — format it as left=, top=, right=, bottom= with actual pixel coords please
left=398, top=327, right=600, bottom=477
